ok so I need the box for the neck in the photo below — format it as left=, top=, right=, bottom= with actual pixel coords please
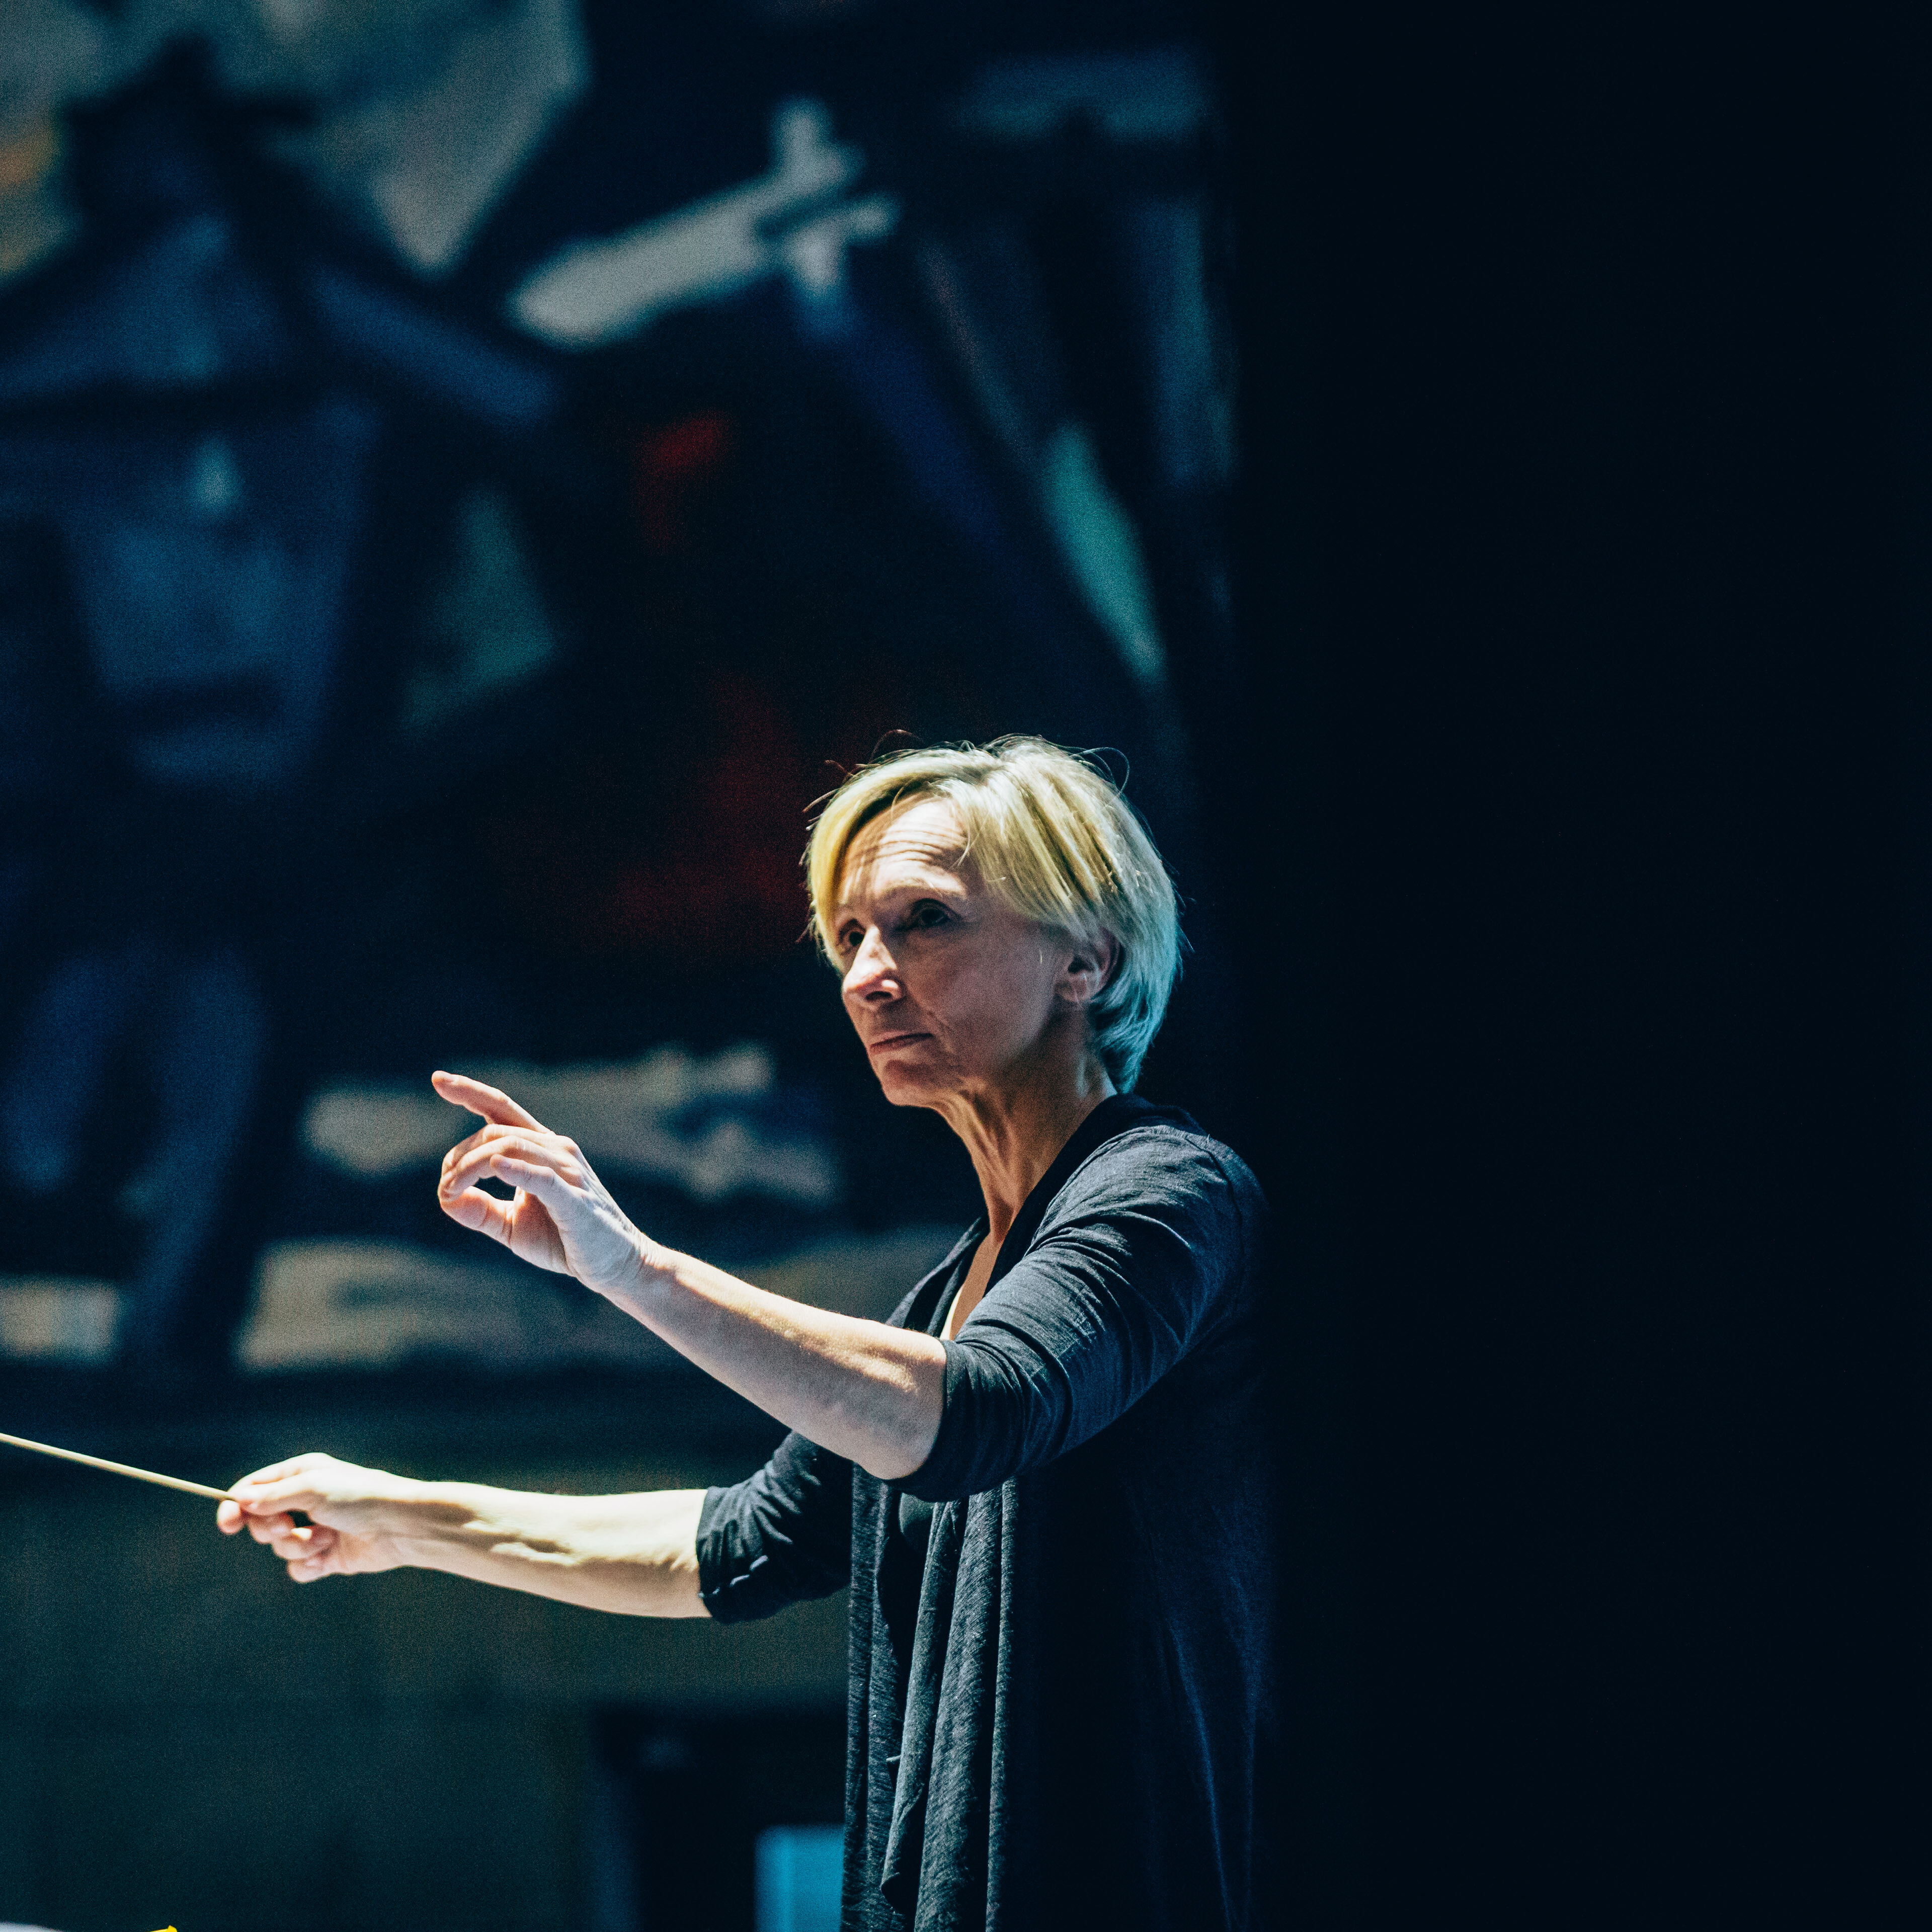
left=936, top=1042, right=1118, bottom=1246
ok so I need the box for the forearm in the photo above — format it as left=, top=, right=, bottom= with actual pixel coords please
left=429, top=1083, right=945, bottom=1478
left=603, top=1248, right=945, bottom=1481
left=390, top=1482, right=708, bottom=1618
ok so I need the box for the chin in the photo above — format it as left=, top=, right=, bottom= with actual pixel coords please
left=872, top=1052, right=952, bottom=1108
left=874, top=1069, right=940, bottom=1108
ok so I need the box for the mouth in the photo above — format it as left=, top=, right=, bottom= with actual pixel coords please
left=866, top=1030, right=932, bottom=1054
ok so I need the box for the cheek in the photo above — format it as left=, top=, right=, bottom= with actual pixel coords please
left=958, top=948, right=1058, bottom=1038
left=880, top=930, right=1057, bottom=1048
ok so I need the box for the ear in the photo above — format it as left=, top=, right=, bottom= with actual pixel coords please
left=1059, top=931, right=1119, bottom=1007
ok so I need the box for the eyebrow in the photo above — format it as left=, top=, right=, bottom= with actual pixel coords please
left=831, top=874, right=965, bottom=921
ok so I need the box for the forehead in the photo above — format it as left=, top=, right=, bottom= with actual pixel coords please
left=835, top=797, right=972, bottom=903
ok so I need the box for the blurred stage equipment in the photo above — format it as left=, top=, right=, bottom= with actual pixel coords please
left=511, top=97, right=898, bottom=347
left=0, top=5, right=1236, bottom=1402
left=0, top=0, right=590, bottom=280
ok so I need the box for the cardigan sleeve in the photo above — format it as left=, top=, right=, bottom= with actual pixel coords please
left=696, top=1242, right=975, bottom=1620
left=695, top=1428, right=853, bottom=1622
left=904, top=1130, right=1249, bottom=1503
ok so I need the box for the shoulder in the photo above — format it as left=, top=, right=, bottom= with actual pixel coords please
left=1038, top=1111, right=1269, bottom=1258
left=1057, top=1108, right=1266, bottom=1212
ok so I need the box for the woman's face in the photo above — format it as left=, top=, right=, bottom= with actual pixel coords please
left=832, top=798, right=1099, bottom=1109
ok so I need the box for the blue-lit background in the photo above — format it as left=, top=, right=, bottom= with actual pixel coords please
left=0, top=5, right=1241, bottom=1927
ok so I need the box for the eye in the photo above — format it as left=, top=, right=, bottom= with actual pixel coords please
left=902, top=901, right=949, bottom=932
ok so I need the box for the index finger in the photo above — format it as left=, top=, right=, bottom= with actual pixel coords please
left=432, top=1070, right=546, bottom=1132
left=228, top=1456, right=317, bottom=1491
left=227, top=1458, right=332, bottom=1508
left=228, top=1474, right=326, bottom=1514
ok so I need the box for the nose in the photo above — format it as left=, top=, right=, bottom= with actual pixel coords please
left=842, top=926, right=900, bottom=1004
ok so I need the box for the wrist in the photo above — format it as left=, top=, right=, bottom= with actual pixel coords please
left=612, top=1234, right=678, bottom=1317
left=381, top=1478, right=473, bottom=1553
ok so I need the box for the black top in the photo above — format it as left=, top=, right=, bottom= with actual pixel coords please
left=696, top=1094, right=1276, bottom=1930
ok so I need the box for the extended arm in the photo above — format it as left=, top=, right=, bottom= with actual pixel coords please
left=216, top=1454, right=708, bottom=1617
left=433, top=1072, right=945, bottom=1480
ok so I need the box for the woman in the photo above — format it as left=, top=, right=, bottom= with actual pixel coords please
left=220, top=737, right=1275, bottom=1929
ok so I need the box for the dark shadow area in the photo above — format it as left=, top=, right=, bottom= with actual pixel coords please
left=589, top=1708, right=847, bottom=1932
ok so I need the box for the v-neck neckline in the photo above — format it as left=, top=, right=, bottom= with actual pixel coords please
left=910, top=1092, right=1158, bottom=1340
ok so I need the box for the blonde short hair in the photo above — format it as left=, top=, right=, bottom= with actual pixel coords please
left=805, top=737, right=1182, bottom=1090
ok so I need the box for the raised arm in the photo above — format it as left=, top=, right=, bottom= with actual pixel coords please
left=216, top=1453, right=707, bottom=1617
left=431, top=1071, right=946, bottom=1480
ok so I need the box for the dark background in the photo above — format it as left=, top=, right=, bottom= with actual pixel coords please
left=1239, top=14, right=1917, bottom=1925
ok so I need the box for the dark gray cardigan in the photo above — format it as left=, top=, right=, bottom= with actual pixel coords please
left=697, top=1095, right=1275, bottom=1930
